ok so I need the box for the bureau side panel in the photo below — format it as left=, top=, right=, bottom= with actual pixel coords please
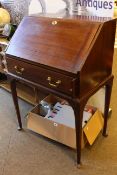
left=80, top=19, right=116, bottom=97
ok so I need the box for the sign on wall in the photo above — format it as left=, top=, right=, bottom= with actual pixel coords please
left=29, top=0, right=115, bottom=17
left=73, top=0, right=114, bottom=17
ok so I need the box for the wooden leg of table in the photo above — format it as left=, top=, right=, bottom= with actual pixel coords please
left=103, top=79, right=113, bottom=136
left=70, top=99, right=87, bottom=167
left=10, top=79, right=22, bottom=130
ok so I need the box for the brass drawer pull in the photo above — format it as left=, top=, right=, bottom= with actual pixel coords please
left=47, top=77, right=61, bottom=87
left=14, top=66, right=24, bottom=75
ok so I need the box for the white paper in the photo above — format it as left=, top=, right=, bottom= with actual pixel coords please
left=45, top=102, right=92, bottom=128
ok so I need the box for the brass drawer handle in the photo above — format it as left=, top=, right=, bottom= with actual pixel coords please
left=14, top=66, right=24, bottom=75
left=47, top=77, right=61, bottom=87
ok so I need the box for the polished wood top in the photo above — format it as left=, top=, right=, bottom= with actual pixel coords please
left=6, top=15, right=116, bottom=97
left=6, top=16, right=101, bottom=74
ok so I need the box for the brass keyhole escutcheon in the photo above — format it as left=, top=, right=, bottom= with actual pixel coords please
left=52, top=21, right=57, bottom=25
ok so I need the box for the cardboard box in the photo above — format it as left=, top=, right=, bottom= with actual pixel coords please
left=27, top=95, right=104, bottom=149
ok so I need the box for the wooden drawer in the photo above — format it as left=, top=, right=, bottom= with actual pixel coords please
left=6, top=57, right=75, bottom=94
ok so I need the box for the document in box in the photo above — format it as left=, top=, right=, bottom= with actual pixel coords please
left=45, top=102, right=92, bottom=128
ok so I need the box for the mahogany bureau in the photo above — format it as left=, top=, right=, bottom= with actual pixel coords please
left=5, top=15, right=116, bottom=166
